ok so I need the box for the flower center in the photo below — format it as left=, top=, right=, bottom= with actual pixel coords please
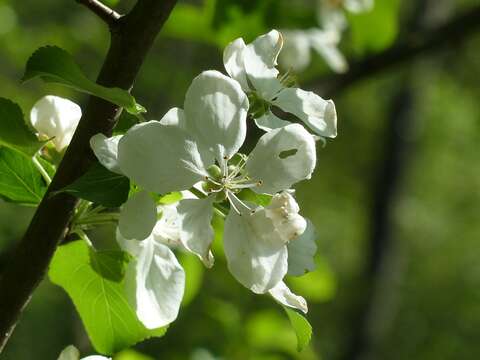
left=202, top=154, right=263, bottom=212
left=247, top=91, right=271, bottom=118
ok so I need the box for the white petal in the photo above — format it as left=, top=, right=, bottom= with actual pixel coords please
left=118, top=120, right=213, bottom=193
left=90, top=133, right=123, bottom=174
left=278, top=30, right=312, bottom=72
left=317, top=2, right=347, bottom=32
left=344, top=0, right=374, bottom=13
left=175, top=198, right=215, bottom=267
left=82, top=356, right=111, bottom=360
left=269, top=281, right=308, bottom=313
left=158, top=107, right=186, bottom=129
left=119, top=191, right=157, bottom=240
left=184, top=70, right=249, bottom=164
left=309, top=29, right=348, bottom=74
left=254, top=111, right=290, bottom=132
left=244, top=30, right=284, bottom=100
left=152, top=204, right=182, bottom=247
left=124, top=237, right=185, bottom=329
left=246, top=124, right=316, bottom=194
left=30, top=95, right=82, bottom=151
left=273, top=87, right=337, bottom=138
left=287, top=219, right=317, bottom=276
left=57, top=345, right=80, bottom=360
left=223, top=207, right=288, bottom=293
left=223, top=38, right=250, bottom=91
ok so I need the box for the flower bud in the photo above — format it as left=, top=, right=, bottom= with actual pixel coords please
left=265, top=192, right=306, bottom=242
left=30, top=95, right=82, bottom=151
left=207, top=164, right=222, bottom=179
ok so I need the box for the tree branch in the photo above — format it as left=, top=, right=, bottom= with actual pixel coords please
left=311, top=5, right=480, bottom=97
left=0, top=0, right=178, bottom=352
left=75, top=0, right=121, bottom=26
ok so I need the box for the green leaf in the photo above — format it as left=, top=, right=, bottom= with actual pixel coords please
left=283, top=307, right=312, bottom=352
left=49, top=241, right=167, bottom=355
left=62, top=163, right=129, bottom=207
left=0, top=98, right=43, bottom=156
left=0, top=147, right=46, bottom=205
left=115, top=349, right=154, bottom=360
left=23, top=46, right=146, bottom=115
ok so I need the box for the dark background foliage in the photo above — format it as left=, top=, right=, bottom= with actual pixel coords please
left=0, top=0, right=479, bottom=359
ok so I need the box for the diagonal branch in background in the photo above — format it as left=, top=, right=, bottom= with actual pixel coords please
left=311, top=5, right=480, bottom=97
left=75, top=0, right=121, bottom=25
left=0, top=0, right=178, bottom=353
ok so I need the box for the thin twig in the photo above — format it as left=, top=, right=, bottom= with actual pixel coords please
left=75, top=0, right=121, bottom=26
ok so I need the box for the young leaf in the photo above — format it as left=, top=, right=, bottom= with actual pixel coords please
left=283, top=307, right=312, bottom=352
left=49, top=241, right=167, bottom=355
left=62, top=163, right=129, bottom=207
left=0, top=147, right=46, bottom=204
left=23, top=46, right=146, bottom=115
left=0, top=98, right=43, bottom=156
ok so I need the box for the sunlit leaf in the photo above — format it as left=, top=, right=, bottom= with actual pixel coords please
left=0, top=98, right=43, bottom=156
left=0, top=147, right=46, bottom=205
left=115, top=349, right=154, bottom=360
left=49, top=241, right=167, bottom=355
left=23, top=46, right=146, bottom=115
left=61, top=162, right=129, bottom=207
left=284, top=307, right=312, bottom=352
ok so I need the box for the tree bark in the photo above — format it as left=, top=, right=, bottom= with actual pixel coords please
left=0, top=0, right=178, bottom=352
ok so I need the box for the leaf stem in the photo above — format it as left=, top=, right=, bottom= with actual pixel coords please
left=32, top=155, right=51, bottom=185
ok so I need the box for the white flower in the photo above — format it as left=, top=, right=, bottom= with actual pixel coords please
left=223, top=30, right=337, bottom=137
left=224, top=192, right=305, bottom=291
left=30, top=95, right=82, bottom=151
left=317, top=0, right=374, bottom=33
left=57, top=345, right=110, bottom=360
left=91, top=70, right=316, bottom=296
left=280, top=29, right=348, bottom=75
left=278, top=30, right=312, bottom=73
left=117, top=194, right=186, bottom=329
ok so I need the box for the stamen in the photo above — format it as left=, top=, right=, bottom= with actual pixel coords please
left=233, top=182, right=260, bottom=189
left=226, top=191, right=242, bottom=215
left=227, top=158, right=247, bottom=181
left=227, top=191, right=253, bottom=215
left=205, top=176, right=223, bottom=187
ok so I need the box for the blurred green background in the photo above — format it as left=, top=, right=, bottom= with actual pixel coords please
left=0, top=0, right=479, bottom=359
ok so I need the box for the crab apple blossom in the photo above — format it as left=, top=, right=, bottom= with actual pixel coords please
left=280, top=29, right=348, bottom=74
left=30, top=95, right=82, bottom=151
left=223, top=30, right=337, bottom=138
left=91, top=70, right=318, bottom=313
left=317, top=0, right=374, bottom=33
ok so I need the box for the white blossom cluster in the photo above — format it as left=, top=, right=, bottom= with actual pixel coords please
left=32, top=30, right=337, bottom=332
left=279, top=0, right=374, bottom=73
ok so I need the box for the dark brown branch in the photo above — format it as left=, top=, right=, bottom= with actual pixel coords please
left=75, top=0, right=121, bottom=26
left=0, top=0, right=178, bottom=352
left=311, top=5, right=480, bottom=97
